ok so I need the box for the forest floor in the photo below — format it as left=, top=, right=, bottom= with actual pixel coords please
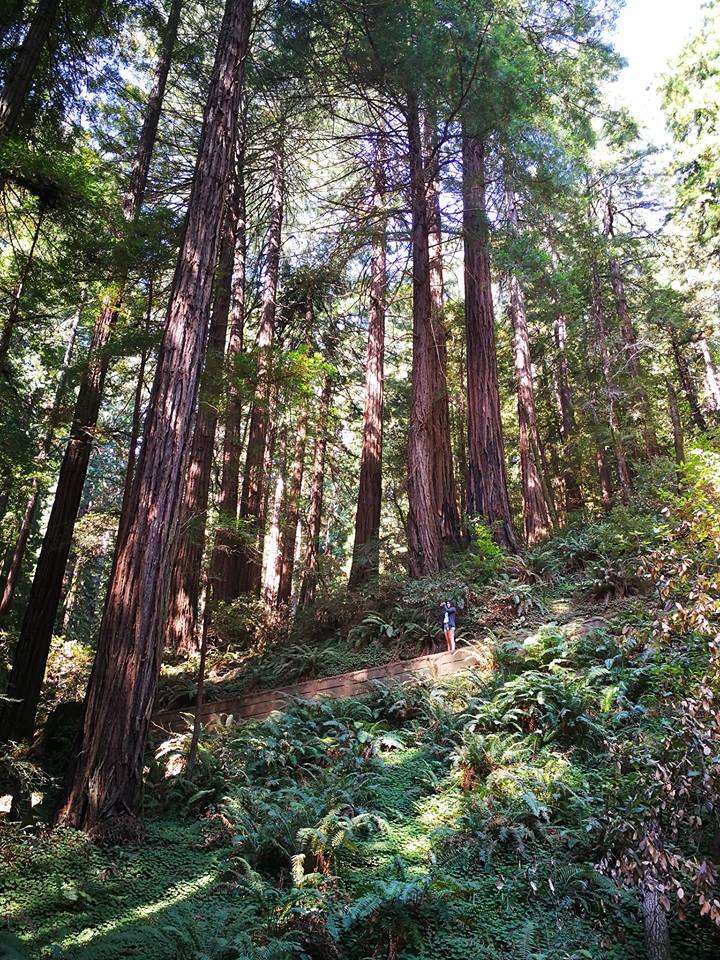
left=3, top=495, right=720, bottom=959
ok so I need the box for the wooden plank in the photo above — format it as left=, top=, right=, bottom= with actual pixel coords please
left=152, top=644, right=490, bottom=727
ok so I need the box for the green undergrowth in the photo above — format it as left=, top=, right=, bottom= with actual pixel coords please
left=5, top=459, right=720, bottom=957
left=155, top=494, right=676, bottom=714
left=3, top=607, right=720, bottom=958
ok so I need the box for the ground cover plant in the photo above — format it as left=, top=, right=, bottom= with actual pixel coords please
left=4, top=461, right=720, bottom=957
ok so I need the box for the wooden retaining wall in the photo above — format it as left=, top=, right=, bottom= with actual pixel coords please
left=152, top=645, right=489, bottom=731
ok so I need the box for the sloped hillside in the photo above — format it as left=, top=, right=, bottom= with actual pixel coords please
left=3, top=478, right=720, bottom=959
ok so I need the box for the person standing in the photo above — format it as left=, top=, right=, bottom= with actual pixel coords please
left=440, top=599, right=456, bottom=652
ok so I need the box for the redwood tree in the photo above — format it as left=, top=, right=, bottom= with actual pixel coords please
left=406, top=90, right=443, bottom=576
left=424, top=114, right=459, bottom=543
left=276, top=397, right=309, bottom=606
left=462, top=130, right=518, bottom=552
left=60, top=0, right=252, bottom=834
left=209, top=153, right=246, bottom=601
left=591, top=257, right=632, bottom=501
left=604, top=194, right=659, bottom=457
left=349, top=144, right=386, bottom=588
left=236, top=142, right=284, bottom=595
left=166, top=174, right=243, bottom=653
left=506, top=190, right=552, bottom=545
left=0, top=0, right=185, bottom=745
left=299, top=373, right=332, bottom=607
left=553, top=310, right=584, bottom=513
left=509, top=269, right=552, bottom=545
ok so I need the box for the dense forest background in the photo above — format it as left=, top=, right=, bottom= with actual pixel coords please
left=1, top=0, right=720, bottom=958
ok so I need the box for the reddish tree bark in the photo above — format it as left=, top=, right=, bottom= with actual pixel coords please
left=0, top=0, right=60, bottom=139
left=591, top=258, right=632, bottom=502
left=406, top=91, right=443, bottom=577
left=166, top=182, right=241, bottom=653
left=349, top=144, right=386, bottom=588
left=236, top=143, right=284, bottom=595
left=509, top=271, right=552, bottom=545
left=209, top=153, right=246, bottom=601
left=0, top=303, right=81, bottom=616
left=456, top=346, right=469, bottom=523
left=596, top=445, right=614, bottom=507
left=60, top=0, right=252, bottom=833
left=423, top=114, right=459, bottom=543
left=506, top=189, right=552, bottom=544
left=586, top=372, right=614, bottom=509
left=276, top=399, right=309, bottom=606
left=553, top=311, right=583, bottom=514
left=461, top=130, right=517, bottom=552
left=117, top=278, right=154, bottom=543
left=299, top=374, right=332, bottom=607
left=0, top=0, right=184, bottom=745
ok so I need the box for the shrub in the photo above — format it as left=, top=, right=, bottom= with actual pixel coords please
left=476, top=669, right=603, bottom=744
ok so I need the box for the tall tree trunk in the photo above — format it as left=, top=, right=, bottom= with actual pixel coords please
left=60, top=542, right=80, bottom=633
left=590, top=258, right=632, bottom=502
left=423, top=114, right=459, bottom=543
left=0, top=0, right=60, bottom=139
left=117, top=278, right=154, bottom=542
left=456, top=346, right=469, bottom=524
left=461, top=130, right=517, bottom=552
left=0, top=203, right=45, bottom=372
left=236, top=143, right=283, bottom=596
left=59, top=0, right=252, bottom=834
left=406, top=91, right=443, bottom=577
left=0, top=0, right=184, bottom=745
left=276, top=399, right=309, bottom=606
left=262, top=424, right=287, bottom=605
left=553, top=311, right=583, bottom=514
left=586, top=371, right=614, bottom=508
left=299, top=374, right=332, bottom=607
left=0, top=303, right=81, bottom=617
left=166, top=183, right=241, bottom=654
left=509, top=276, right=552, bottom=544
left=669, top=327, right=706, bottom=431
left=349, top=143, right=386, bottom=588
left=604, top=199, right=659, bottom=457
left=697, top=337, right=720, bottom=413
left=257, top=379, right=280, bottom=548
left=506, top=191, right=552, bottom=544
left=209, top=152, right=246, bottom=601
